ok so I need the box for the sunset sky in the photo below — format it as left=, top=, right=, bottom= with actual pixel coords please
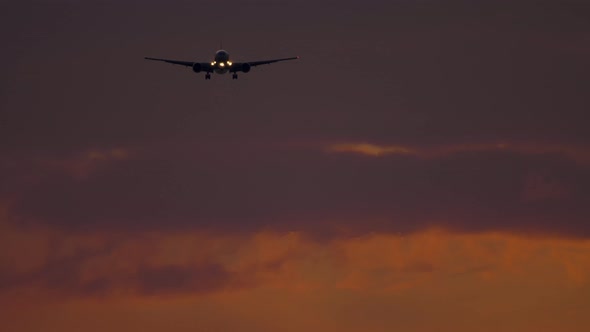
left=1, top=0, right=590, bottom=331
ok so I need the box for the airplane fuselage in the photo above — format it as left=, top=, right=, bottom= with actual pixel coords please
left=212, top=50, right=231, bottom=74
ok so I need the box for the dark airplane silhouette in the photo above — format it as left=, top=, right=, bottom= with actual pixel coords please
left=145, top=49, right=299, bottom=80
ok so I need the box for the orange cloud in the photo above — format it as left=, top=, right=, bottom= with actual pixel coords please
left=325, top=142, right=590, bottom=165
left=2, top=223, right=590, bottom=332
left=326, top=143, right=415, bottom=157
left=2, top=224, right=590, bottom=297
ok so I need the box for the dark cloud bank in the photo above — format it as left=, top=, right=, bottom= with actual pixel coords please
left=6, top=142, right=590, bottom=237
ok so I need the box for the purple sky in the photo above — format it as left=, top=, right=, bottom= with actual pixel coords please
left=1, top=0, right=589, bottom=236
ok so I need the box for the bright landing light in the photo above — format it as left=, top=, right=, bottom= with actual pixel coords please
left=220, top=63, right=225, bottom=67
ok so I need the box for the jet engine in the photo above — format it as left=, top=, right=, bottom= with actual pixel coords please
left=241, top=63, right=251, bottom=73
left=192, top=63, right=202, bottom=73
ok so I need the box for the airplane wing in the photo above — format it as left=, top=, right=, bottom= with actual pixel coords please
left=245, top=56, right=300, bottom=67
left=144, top=57, right=213, bottom=72
left=230, top=56, right=299, bottom=73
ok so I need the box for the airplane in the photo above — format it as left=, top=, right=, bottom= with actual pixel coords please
left=144, top=49, right=299, bottom=80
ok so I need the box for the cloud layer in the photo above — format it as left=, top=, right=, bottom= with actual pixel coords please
left=4, top=139, right=590, bottom=237
left=2, top=225, right=590, bottom=331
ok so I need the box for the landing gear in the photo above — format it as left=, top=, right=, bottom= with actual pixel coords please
left=232, top=73, right=238, bottom=80
left=205, top=73, right=211, bottom=80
